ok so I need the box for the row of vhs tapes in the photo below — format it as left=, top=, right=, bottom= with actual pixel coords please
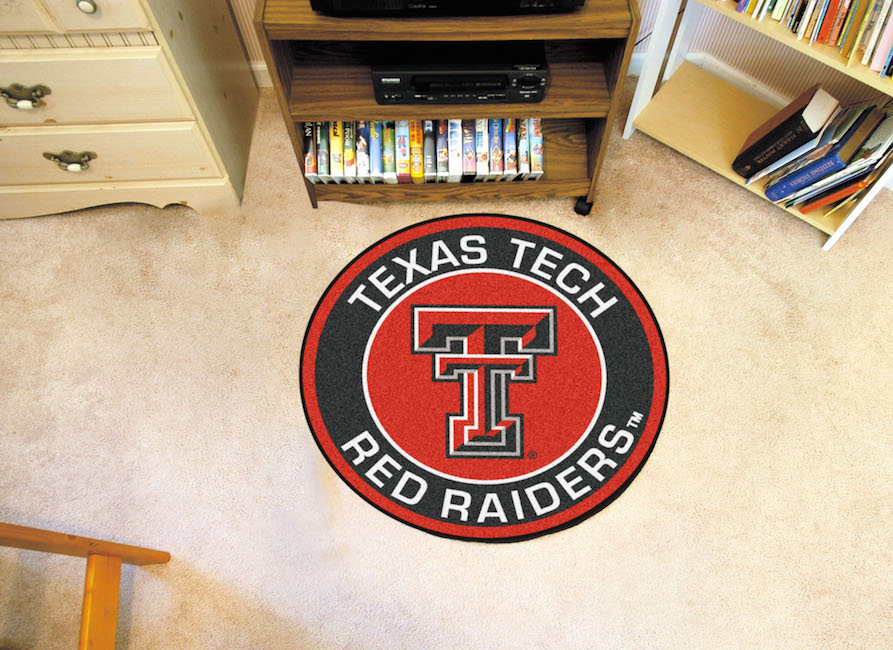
left=302, top=119, right=544, bottom=184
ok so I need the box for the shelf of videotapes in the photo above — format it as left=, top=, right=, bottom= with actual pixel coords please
left=300, top=118, right=593, bottom=201
left=305, top=118, right=546, bottom=183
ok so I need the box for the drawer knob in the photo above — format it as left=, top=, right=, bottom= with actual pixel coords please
left=76, top=0, right=98, bottom=14
left=43, top=150, right=97, bottom=172
left=1, top=83, right=52, bottom=110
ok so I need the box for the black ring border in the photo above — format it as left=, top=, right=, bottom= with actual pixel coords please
left=299, top=213, right=671, bottom=544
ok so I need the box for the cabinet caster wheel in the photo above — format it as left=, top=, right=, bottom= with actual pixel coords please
left=574, top=198, right=593, bottom=216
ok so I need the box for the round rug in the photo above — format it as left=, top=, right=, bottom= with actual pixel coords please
left=301, top=215, right=669, bottom=542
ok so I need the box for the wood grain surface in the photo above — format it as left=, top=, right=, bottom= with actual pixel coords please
left=263, top=0, right=632, bottom=40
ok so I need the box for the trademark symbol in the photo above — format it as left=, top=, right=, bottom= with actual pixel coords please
left=527, top=451, right=538, bottom=460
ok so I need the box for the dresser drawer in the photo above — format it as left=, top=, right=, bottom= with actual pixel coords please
left=43, top=0, right=150, bottom=32
left=0, top=0, right=58, bottom=32
left=0, top=122, right=219, bottom=185
left=1, top=48, right=191, bottom=125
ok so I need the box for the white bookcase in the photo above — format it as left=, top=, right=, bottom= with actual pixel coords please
left=625, top=0, right=893, bottom=250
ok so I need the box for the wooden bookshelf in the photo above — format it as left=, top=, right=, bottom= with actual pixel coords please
left=626, top=0, right=893, bottom=249
left=262, top=0, right=633, bottom=40
left=256, top=0, right=639, bottom=213
left=635, top=62, right=846, bottom=234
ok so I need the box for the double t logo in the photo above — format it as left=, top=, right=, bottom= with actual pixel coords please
left=411, top=306, right=557, bottom=458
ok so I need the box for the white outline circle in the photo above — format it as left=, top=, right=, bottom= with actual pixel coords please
left=362, top=268, right=607, bottom=486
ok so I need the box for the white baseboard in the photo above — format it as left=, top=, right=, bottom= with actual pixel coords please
left=251, top=61, right=273, bottom=88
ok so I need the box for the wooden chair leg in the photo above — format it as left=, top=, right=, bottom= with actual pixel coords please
left=79, top=554, right=122, bottom=650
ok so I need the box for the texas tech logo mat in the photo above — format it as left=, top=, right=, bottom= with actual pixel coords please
left=301, top=215, right=669, bottom=542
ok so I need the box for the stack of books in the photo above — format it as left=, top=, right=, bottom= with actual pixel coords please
left=733, top=85, right=893, bottom=214
left=734, top=0, right=893, bottom=77
left=302, top=118, right=545, bottom=184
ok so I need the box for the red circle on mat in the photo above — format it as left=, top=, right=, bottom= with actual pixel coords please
left=301, top=215, right=669, bottom=542
left=365, top=271, right=603, bottom=482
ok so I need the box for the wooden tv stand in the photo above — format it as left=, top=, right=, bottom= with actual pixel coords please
left=255, top=0, right=638, bottom=215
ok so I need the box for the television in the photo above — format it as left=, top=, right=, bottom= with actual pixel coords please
left=309, top=0, right=586, bottom=16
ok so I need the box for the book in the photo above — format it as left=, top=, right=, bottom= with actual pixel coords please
left=369, top=120, right=383, bottom=183
left=503, top=118, right=518, bottom=181
left=828, top=0, right=853, bottom=45
left=800, top=146, right=893, bottom=211
left=854, top=0, right=886, bottom=57
left=796, top=0, right=819, bottom=39
left=448, top=119, right=463, bottom=183
left=881, top=34, right=893, bottom=73
left=773, top=0, right=793, bottom=20
left=817, top=0, right=843, bottom=42
left=732, top=84, right=839, bottom=177
left=475, top=118, right=489, bottom=181
left=329, top=120, right=344, bottom=183
left=461, top=119, right=476, bottom=179
left=436, top=120, right=449, bottom=182
left=745, top=105, right=842, bottom=185
left=396, top=120, right=411, bottom=184
left=343, top=121, right=357, bottom=183
left=303, top=122, right=318, bottom=184
left=810, top=0, right=833, bottom=42
left=764, top=101, right=869, bottom=185
left=383, top=120, right=398, bottom=184
left=316, top=121, right=331, bottom=184
left=765, top=106, right=884, bottom=201
left=862, top=0, right=893, bottom=64
left=839, top=0, right=867, bottom=52
left=528, top=117, right=544, bottom=180
left=410, top=120, right=424, bottom=184
left=849, top=0, right=880, bottom=56
left=489, top=118, right=504, bottom=180
left=870, top=6, right=893, bottom=69
left=518, top=117, right=530, bottom=179
left=799, top=171, right=873, bottom=211
left=423, top=120, right=437, bottom=182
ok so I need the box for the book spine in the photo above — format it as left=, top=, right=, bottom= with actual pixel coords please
left=462, top=119, right=476, bottom=179
left=518, top=117, right=530, bottom=179
left=329, top=121, right=344, bottom=183
left=503, top=118, right=518, bottom=181
left=732, top=117, right=812, bottom=177
left=861, top=0, right=892, bottom=65
left=356, top=121, right=370, bottom=183
left=817, top=0, right=842, bottom=41
left=489, top=118, right=503, bottom=180
left=303, top=122, right=318, bottom=184
left=448, top=119, right=463, bottom=183
left=410, top=120, right=425, bottom=184
left=772, top=0, right=791, bottom=20
left=843, top=0, right=880, bottom=59
left=810, top=0, right=833, bottom=41
left=832, top=0, right=864, bottom=48
left=436, top=119, right=449, bottom=183
left=383, top=120, right=398, bottom=184
left=854, top=1, right=882, bottom=56
left=528, top=118, right=544, bottom=180
left=765, top=153, right=847, bottom=200
left=396, top=120, right=411, bottom=184
left=882, top=33, right=893, bottom=73
left=369, top=120, right=383, bottom=183
left=475, top=118, right=489, bottom=181
left=423, top=120, right=437, bottom=182
left=316, top=121, right=330, bottom=184
left=870, top=7, right=893, bottom=69
left=828, top=0, right=853, bottom=44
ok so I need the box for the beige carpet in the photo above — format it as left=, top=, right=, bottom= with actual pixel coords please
left=1, top=81, right=892, bottom=648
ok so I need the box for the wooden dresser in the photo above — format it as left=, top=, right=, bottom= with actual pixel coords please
left=0, top=0, right=258, bottom=219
